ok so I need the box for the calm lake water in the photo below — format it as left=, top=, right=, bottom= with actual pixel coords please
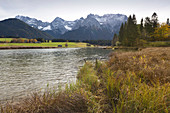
left=0, top=48, right=112, bottom=101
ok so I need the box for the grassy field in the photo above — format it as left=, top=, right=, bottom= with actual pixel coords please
left=0, top=38, right=92, bottom=48
left=0, top=38, right=28, bottom=42
left=0, top=42, right=91, bottom=48
left=0, top=38, right=14, bottom=42
left=1, top=47, right=169, bottom=113
left=147, top=41, right=170, bottom=47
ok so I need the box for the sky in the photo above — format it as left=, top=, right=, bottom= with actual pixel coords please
left=0, top=0, right=169, bottom=23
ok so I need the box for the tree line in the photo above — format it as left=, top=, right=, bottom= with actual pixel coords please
left=82, top=40, right=112, bottom=46
left=52, top=39, right=112, bottom=46
left=113, top=12, right=170, bottom=47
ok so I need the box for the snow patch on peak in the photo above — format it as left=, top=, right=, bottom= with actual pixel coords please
left=100, top=22, right=103, bottom=25
left=38, top=26, right=43, bottom=29
left=15, top=15, right=22, bottom=19
left=43, top=25, right=51, bottom=30
left=53, top=17, right=65, bottom=22
left=64, top=25, right=72, bottom=30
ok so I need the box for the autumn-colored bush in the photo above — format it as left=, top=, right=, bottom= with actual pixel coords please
left=10, top=38, right=38, bottom=43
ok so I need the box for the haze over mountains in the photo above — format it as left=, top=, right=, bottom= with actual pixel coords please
left=16, top=14, right=127, bottom=40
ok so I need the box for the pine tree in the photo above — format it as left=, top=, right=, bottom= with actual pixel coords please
left=132, top=14, right=137, bottom=25
left=167, top=18, right=169, bottom=25
left=151, top=12, right=158, bottom=29
left=119, top=23, right=124, bottom=44
left=112, top=34, right=118, bottom=46
left=123, top=15, right=133, bottom=46
left=140, top=18, right=144, bottom=33
left=125, top=15, right=139, bottom=46
left=118, top=15, right=140, bottom=46
left=122, top=22, right=128, bottom=46
left=140, top=18, right=147, bottom=39
left=144, top=17, right=153, bottom=37
left=132, top=14, right=140, bottom=46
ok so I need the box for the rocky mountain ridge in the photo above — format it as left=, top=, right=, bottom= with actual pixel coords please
left=16, top=14, right=128, bottom=40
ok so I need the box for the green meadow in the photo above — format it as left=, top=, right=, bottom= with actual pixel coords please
left=0, top=42, right=92, bottom=48
left=0, top=38, right=14, bottom=42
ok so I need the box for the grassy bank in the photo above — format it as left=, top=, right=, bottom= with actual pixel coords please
left=0, top=38, right=14, bottom=42
left=0, top=42, right=91, bottom=48
left=76, top=47, right=170, bottom=112
left=113, top=41, right=170, bottom=52
left=1, top=47, right=170, bottom=113
left=146, top=41, right=170, bottom=47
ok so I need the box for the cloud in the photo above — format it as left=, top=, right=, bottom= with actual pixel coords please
left=0, top=0, right=169, bottom=23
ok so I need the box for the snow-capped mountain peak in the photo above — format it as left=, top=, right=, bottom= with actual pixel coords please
left=16, top=15, right=50, bottom=30
left=15, top=13, right=127, bottom=38
left=52, top=17, right=65, bottom=23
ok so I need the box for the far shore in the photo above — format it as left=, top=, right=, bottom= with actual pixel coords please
left=0, top=46, right=62, bottom=50
left=0, top=42, right=93, bottom=49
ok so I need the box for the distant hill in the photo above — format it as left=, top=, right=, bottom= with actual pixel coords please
left=0, top=18, right=54, bottom=39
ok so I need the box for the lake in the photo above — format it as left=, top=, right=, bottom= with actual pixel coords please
left=0, top=48, right=112, bottom=102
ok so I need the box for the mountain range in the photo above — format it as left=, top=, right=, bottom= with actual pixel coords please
left=0, top=18, right=53, bottom=39
left=16, top=14, right=127, bottom=40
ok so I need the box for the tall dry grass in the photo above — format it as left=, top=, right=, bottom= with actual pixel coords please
left=78, top=47, right=170, bottom=112
left=1, top=89, right=88, bottom=113
left=108, top=47, right=170, bottom=85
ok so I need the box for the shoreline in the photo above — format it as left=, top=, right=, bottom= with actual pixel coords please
left=0, top=46, right=62, bottom=50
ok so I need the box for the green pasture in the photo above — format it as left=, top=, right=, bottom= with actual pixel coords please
left=0, top=38, right=27, bottom=42
left=0, top=42, right=92, bottom=48
left=0, top=38, right=13, bottom=42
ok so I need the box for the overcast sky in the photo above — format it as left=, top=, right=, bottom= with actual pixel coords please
left=0, top=0, right=169, bottom=23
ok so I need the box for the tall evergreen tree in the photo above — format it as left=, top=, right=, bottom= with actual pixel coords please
left=132, top=14, right=140, bottom=46
left=112, top=33, right=118, bottom=46
left=140, top=18, right=144, bottom=33
left=119, top=23, right=124, bottom=44
left=132, top=14, right=137, bottom=25
left=118, top=14, right=140, bottom=46
left=167, top=18, right=169, bottom=25
left=151, top=12, right=158, bottom=29
left=126, top=15, right=139, bottom=46
left=123, top=15, right=133, bottom=46
left=122, top=22, right=127, bottom=45
left=144, top=17, right=153, bottom=36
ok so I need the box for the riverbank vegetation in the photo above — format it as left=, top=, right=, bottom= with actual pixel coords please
left=1, top=47, right=169, bottom=112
